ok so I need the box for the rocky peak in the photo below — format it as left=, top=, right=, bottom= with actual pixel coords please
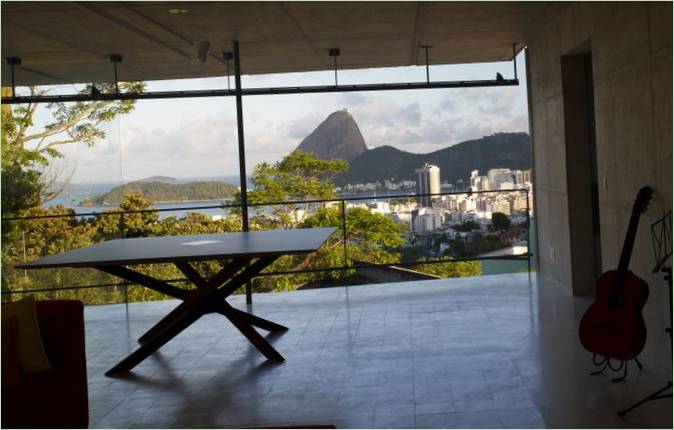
left=295, top=109, right=368, bottom=162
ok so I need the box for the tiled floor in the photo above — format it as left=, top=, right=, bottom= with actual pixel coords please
left=84, top=273, right=672, bottom=428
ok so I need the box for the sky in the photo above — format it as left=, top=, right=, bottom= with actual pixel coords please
left=28, top=52, right=529, bottom=185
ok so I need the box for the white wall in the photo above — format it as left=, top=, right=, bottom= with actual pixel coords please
left=527, top=1, right=672, bottom=372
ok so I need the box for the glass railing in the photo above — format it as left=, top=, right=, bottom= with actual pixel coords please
left=1, top=189, right=533, bottom=304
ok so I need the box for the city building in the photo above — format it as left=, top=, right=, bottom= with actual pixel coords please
left=415, top=163, right=440, bottom=207
left=412, top=207, right=444, bottom=234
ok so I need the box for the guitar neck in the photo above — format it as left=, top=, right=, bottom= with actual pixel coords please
left=617, top=213, right=642, bottom=275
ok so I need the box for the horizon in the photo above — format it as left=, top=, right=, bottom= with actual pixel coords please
left=61, top=130, right=531, bottom=186
left=27, top=53, right=529, bottom=184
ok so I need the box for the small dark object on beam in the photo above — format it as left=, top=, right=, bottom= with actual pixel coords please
left=421, top=45, right=432, bottom=83
left=512, top=43, right=518, bottom=80
left=110, top=54, right=122, bottom=93
left=329, top=48, right=340, bottom=86
left=6, top=57, right=22, bottom=97
left=90, top=83, right=102, bottom=98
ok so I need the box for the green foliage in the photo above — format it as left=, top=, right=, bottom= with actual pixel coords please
left=82, top=181, right=238, bottom=206
left=1, top=148, right=491, bottom=305
left=1, top=82, right=145, bottom=214
left=449, top=233, right=509, bottom=258
left=491, top=212, right=511, bottom=231
left=413, top=257, right=481, bottom=278
left=240, top=151, right=348, bottom=228
left=1, top=205, right=101, bottom=294
left=335, top=132, right=531, bottom=186
left=94, top=192, right=159, bottom=238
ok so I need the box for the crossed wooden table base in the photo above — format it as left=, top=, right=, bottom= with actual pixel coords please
left=102, top=255, right=285, bottom=375
left=16, top=228, right=336, bottom=376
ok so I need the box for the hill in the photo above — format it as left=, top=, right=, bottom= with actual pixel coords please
left=295, top=109, right=367, bottom=162
left=335, top=132, right=531, bottom=185
left=136, top=175, right=176, bottom=184
left=81, top=180, right=238, bottom=206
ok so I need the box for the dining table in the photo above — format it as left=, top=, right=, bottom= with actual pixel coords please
left=17, top=227, right=336, bottom=376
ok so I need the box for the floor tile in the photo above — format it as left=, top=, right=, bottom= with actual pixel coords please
left=81, top=274, right=672, bottom=428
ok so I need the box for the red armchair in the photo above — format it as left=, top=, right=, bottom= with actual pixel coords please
left=2, top=300, right=89, bottom=428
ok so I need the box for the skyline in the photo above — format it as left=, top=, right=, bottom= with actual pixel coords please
left=27, top=53, right=529, bottom=184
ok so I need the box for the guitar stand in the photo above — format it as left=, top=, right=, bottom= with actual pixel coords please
left=617, top=266, right=673, bottom=418
left=590, top=354, right=643, bottom=383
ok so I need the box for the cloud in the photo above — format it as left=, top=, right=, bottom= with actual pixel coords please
left=45, top=78, right=529, bottom=183
left=338, top=92, right=367, bottom=106
left=287, top=113, right=324, bottom=139
left=345, top=87, right=528, bottom=152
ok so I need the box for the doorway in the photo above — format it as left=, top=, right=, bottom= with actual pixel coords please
left=561, top=49, right=602, bottom=296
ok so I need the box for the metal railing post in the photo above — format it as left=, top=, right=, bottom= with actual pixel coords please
left=233, top=39, right=253, bottom=305
left=341, top=200, right=348, bottom=267
left=119, top=212, right=129, bottom=307
left=526, top=189, right=531, bottom=273
left=119, top=212, right=126, bottom=238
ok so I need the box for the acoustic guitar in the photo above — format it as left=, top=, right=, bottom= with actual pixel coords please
left=579, top=186, right=654, bottom=360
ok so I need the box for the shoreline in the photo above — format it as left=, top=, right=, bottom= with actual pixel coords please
left=79, top=198, right=236, bottom=208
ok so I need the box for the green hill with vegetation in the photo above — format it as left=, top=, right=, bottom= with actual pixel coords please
left=81, top=180, right=238, bottom=206
left=334, top=132, right=531, bottom=185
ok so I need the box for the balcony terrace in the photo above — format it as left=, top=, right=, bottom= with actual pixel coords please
left=83, top=273, right=670, bottom=428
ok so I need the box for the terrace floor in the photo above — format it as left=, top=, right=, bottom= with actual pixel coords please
left=84, top=273, right=672, bottom=428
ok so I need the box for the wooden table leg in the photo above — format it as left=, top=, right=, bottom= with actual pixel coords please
left=138, top=259, right=248, bottom=344
left=215, top=302, right=288, bottom=332
left=219, top=305, right=285, bottom=362
left=103, top=256, right=286, bottom=374
left=105, top=308, right=203, bottom=375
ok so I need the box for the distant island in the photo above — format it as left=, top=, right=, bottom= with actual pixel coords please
left=80, top=178, right=238, bottom=207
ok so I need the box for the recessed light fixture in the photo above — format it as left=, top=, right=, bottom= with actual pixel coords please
left=168, top=8, right=189, bottom=14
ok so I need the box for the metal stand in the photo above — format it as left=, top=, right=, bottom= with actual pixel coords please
left=590, top=354, right=642, bottom=383
left=618, top=266, right=672, bottom=417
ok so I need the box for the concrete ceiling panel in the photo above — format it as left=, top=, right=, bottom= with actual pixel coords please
left=1, top=1, right=549, bottom=86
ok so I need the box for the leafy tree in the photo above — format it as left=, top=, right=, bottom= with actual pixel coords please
left=251, top=204, right=406, bottom=293
left=1, top=205, right=101, bottom=295
left=413, top=257, right=481, bottom=278
left=302, top=206, right=405, bottom=264
left=449, top=233, right=509, bottom=257
left=1, top=82, right=145, bottom=211
left=241, top=151, right=348, bottom=227
left=491, top=212, right=511, bottom=231
left=95, top=192, right=159, bottom=239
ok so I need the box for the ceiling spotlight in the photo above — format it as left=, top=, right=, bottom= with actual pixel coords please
left=168, top=8, right=189, bottom=14
left=194, top=41, right=211, bottom=65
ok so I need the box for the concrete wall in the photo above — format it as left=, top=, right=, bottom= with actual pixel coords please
left=527, top=2, right=672, bottom=370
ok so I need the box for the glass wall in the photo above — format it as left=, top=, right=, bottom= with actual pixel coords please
left=2, top=53, right=534, bottom=304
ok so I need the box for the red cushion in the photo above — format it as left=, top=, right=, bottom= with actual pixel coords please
left=1, top=300, right=89, bottom=428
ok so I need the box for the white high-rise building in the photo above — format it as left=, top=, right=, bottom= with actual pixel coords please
left=412, top=207, right=444, bottom=234
left=415, top=163, right=441, bottom=207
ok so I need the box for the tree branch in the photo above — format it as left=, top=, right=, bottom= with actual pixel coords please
left=21, top=102, right=99, bottom=146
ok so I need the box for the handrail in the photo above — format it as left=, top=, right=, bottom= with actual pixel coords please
left=1, top=188, right=529, bottom=221
left=1, top=189, right=533, bottom=300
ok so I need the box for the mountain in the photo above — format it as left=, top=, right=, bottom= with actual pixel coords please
left=295, top=109, right=367, bottom=162
left=81, top=180, right=238, bottom=207
left=335, top=132, right=531, bottom=185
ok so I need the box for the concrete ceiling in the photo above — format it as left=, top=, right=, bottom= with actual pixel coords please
left=1, top=1, right=552, bottom=86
